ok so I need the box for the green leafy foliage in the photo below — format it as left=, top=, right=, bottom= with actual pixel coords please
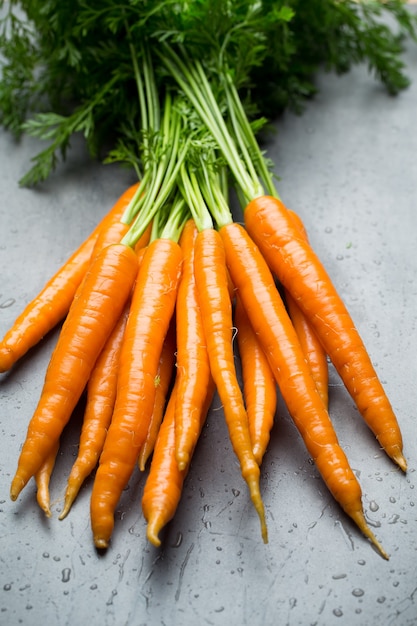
left=0, top=0, right=416, bottom=185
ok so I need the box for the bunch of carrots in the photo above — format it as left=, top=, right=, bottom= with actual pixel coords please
left=1, top=43, right=406, bottom=560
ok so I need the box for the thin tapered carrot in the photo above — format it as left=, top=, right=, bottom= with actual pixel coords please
left=244, top=195, right=406, bottom=472
left=58, top=303, right=130, bottom=520
left=174, top=219, right=212, bottom=471
left=10, top=242, right=139, bottom=501
left=90, top=237, right=183, bottom=549
left=138, top=315, right=177, bottom=471
left=35, top=440, right=60, bottom=518
left=234, top=295, right=277, bottom=465
left=193, top=227, right=268, bottom=544
left=220, top=221, right=388, bottom=558
left=0, top=183, right=139, bottom=373
left=143, top=377, right=215, bottom=547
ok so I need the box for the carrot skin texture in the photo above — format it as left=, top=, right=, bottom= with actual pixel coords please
left=0, top=183, right=139, bottom=373
left=194, top=228, right=268, bottom=543
left=220, top=222, right=388, bottom=558
left=90, top=238, right=183, bottom=549
left=143, top=378, right=215, bottom=547
left=282, top=209, right=329, bottom=407
left=175, top=220, right=212, bottom=471
left=35, top=440, right=60, bottom=518
left=235, top=295, right=277, bottom=465
left=10, top=243, right=139, bottom=501
left=59, top=303, right=130, bottom=520
left=244, top=196, right=406, bottom=471
left=285, top=289, right=329, bottom=408
left=138, top=316, right=177, bottom=471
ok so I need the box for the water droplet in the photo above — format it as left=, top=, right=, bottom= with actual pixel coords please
left=42, top=552, right=50, bottom=558
left=369, top=501, right=379, bottom=512
left=332, top=573, right=347, bottom=580
left=388, top=514, right=400, bottom=525
left=3, top=584, right=12, bottom=591
left=336, top=254, right=344, bottom=261
left=377, top=596, right=386, bottom=604
left=393, top=581, right=400, bottom=588
left=325, top=227, right=333, bottom=234
left=357, top=560, right=366, bottom=566
left=61, top=568, right=71, bottom=583
left=172, top=532, right=183, bottom=548
left=216, top=560, right=221, bottom=565
left=214, top=606, right=225, bottom=613
left=352, top=588, right=364, bottom=597
left=216, top=546, right=222, bottom=551
left=0, top=298, right=15, bottom=309
left=389, top=497, right=396, bottom=504
left=53, top=556, right=61, bottom=562
left=232, top=489, right=240, bottom=497
left=333, top=608, right=343, bottom=617
left=90, top=584, right=98, bottom=590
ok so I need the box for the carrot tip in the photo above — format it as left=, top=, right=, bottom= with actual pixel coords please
left=146, top=518, right=162, bottom=548
left=94, top=537, right=110, bottom=550
left=392, top=452, right=407, bottom=473
left=349, top=510, right=389, bottom=560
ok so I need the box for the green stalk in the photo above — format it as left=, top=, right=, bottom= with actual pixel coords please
left=222, top=70, right=279, bottom=198
left=159, top=44, right=264, bottom=204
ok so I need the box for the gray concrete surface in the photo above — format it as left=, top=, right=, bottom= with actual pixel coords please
left=1, top=22, right=417, bottom=626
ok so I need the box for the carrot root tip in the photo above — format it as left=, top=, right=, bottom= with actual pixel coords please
left=146, top=518, right=162, bottom=547
left=349, top=510, right=389, bottom=560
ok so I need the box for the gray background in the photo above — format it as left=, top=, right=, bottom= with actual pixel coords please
left=1, top=17, right=417, bottom=626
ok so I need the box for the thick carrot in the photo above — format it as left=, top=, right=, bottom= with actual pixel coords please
left=10, top=242, right=139, bottom=501
left=220, top=221, right=388, bottom=558
left=0, top=183, right=139, bottom=373
left=244, top=196, right=406, bottom=472
left=193, top=227, right=268, bottom=544
left=58, top=303, right=130, bottom=520
left=138, top=316, right=177, bottom=471
left=90, top=237, right=183, bottom=549
left=282, top=208, right=329, bottom=407
left=143, top=377, right=215, bottom=547
left=174, top=219, right=212, bottom=471
left=234, top=295, right=277, bottom=465
left=35, top=440, right=60, bottom=518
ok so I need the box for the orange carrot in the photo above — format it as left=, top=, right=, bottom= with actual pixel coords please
left=193, top=227, right=268, bottom=544
left=58, top=303, right=130, bottom=520
left=281, top=208, right=329, bottom=407
left=10, top=242, right=139, bottom=501
left=244, top=196, right=406, bottom=471
left=143, top=377, right=215, bottom=547
left=0, top=183, right=139, bottom=373
left=234, top=295, right=277, bottom=465
left=174, top=219, right=212, bottom=471
left=285, top=290, right=329, bottom=408
left=138, top=315, right=177, bottom=471
left=220, top=221, right=388, bottom=558
left=90, top=237, right=183, bottom=549
left=35, top=440, right=60, bottom=518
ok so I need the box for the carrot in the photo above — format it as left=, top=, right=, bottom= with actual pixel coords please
left=193, top=227, right=268, bottom=544
left=0, top=183, right=139, bottom=373
left=138, top=315, right=177, bottom=471
left=284, top=290, right=329, bottom=408
left=142, top=377, right=215, bottom=547
left=10, top=242, right=139, bottom=501
left=244, top=196, right=406, bottom=472
left=90, top=237, right=183, bottom=549
left=281, top=208, right=329, bottom=407
left=58, top=302, right=130, bottom=520
left=35, top=440, right=60, bottom=518
left=174, top=219, right=212, bottom=471
left=234, top=295, right=277, bottom=465
left=220, top=221, right=388, bottom=558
